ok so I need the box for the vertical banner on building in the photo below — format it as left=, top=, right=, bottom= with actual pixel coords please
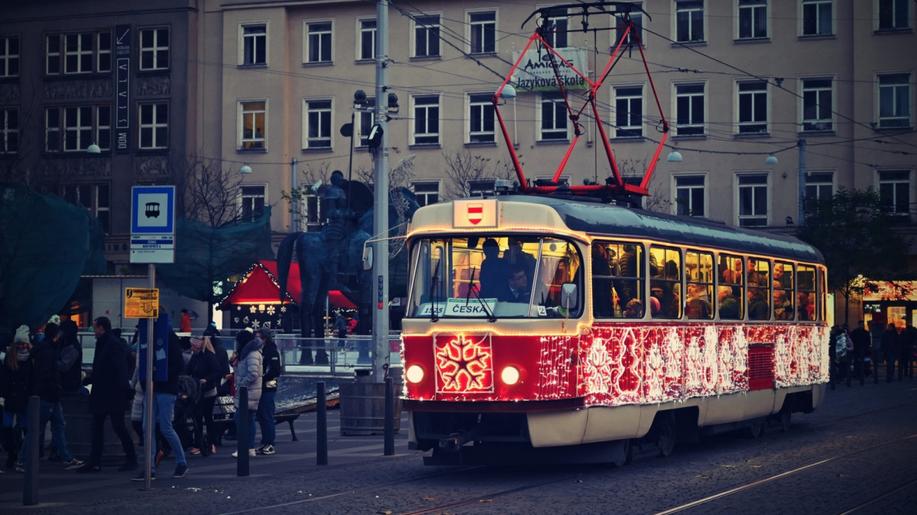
left=115, top=25, right=131, bottom=152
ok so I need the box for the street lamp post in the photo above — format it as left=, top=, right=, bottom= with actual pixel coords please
left=371, top=0, right=390, bottom=381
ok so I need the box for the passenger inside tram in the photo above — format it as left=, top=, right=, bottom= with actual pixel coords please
left=478, top=238, right=506, bottom=299
left=685, top=283, right=712, bottom=319
left=717, top=286, right=740, bottom=319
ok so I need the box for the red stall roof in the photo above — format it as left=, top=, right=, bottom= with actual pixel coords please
left=220, top=260, right=356, bottom=310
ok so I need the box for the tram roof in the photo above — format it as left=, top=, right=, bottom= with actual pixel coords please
left=501, top=195, right=825, bottom=264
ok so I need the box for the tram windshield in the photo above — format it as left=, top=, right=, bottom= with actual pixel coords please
left=407, top=236, right=583, bottom=319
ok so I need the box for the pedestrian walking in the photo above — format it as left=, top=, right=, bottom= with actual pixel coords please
left=187, top=336, right=221, bottom=456
left=869, top=320, right=885, bottom=384
left=1, top=326, right=34, bottom=472
left=882, top=323, right=899, bottom=383
left=835, top=325, right=851, bottom=385
left=76, top=317, right=137, bottom=473
left=899, top=320, right=916, bottom=380
left=231, top=329, right=263, bottom=459
left=256, top=328, right=281, bottom=456
left=850, top=321, right=869, bottom=386
left=133, top=326, right=189, bottom=480
left=31, top=322, right=83, bottom=469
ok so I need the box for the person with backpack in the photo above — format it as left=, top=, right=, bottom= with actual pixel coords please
left=1, top=326, right=34, bottom=472
left=187, top=336, right=221, bottom=456
left=31, top=322, right=83, bottom=470
left=256, top=328, right=281, bottom=456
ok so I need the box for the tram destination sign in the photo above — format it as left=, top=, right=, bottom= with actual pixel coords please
left=130, top=185, right=175, bottom=264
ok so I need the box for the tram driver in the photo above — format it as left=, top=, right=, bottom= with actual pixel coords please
left=499, top=263, right=532, bottom=303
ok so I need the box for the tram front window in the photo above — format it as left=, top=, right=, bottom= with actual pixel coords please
left=408, top=236, right=583, bottom=319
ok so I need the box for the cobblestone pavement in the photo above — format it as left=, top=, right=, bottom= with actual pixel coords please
left=2, top=377, right=916, bottom=514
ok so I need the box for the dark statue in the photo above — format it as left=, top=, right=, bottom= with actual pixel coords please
left=277, top=171, right=419, bottom=365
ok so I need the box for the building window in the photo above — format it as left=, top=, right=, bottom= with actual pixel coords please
left=614, top=85, right=643, bottom=138
left=96, top=105, right=111, bottom=151
left=64, top=106, right=93, bottom=152
left=139, top=28, right=169, bottom=71
left=737, top=81, right=768, bottom=134
left=675, top=83, right=705, bottom=135
left=804, top=171, right=834, bottom=212
left=469, top=11, right=496, bottom=54
left=737, top=174, right=768, bottom=226
left=675, top=0, right=705, bottom=42
left=412, top=95, right=440, bottom=145
left=358, top=19, right=376, bottom=60
left=138, top=103, right=168, bottom=150
left=0, top=36, right=19, bottom=78
left=878, top=73, right=911, bottom=128
left=738, top=0, right=767, bottom=39
left=543, top=8, right=569, bottom=48
left=614, top=2, right=643, bottom=47
left=878, top=0, right=910, bottom=30
left=539, top=93, right=568, bottom=141
left=241, top=24, right=267, bottom=66
left=674, top=175, right=705, bottom=216
left=356, top=97, right=375, bottom=147
left=468, top=93, right=495, bottom=143
left=240, top=185, right=266, bottom=222
left=45, top=108, right=60, bottom=152
left=97, top=32, right=111, bottom=72
left=414, top=15, right=440, bottom=58
left=304, top=99, right=332, bottom=149
left=62, top=184, right=111, bottom=234
left=64, top=33, right=94, bottom=74
left=878, top=170, right=911, bottom=216
left=412, top=181, right=440, bottom=206
left=306, top=21, right=332, bottom=63
left=46, top=35, right=60, bottom=75
left=802, top=78, right=833, bottom=131
left=802, top=0, right=833, bottom=36
left=0, top=108, right=17, bottom=154
left=239, top=101, right=266, bottom=150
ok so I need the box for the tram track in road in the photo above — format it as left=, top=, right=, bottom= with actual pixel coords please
left=398, top=476, right=577, bottom=515
left=653, top=433, right=917, bottom=515
left=837, top=476, right=917, bottom=514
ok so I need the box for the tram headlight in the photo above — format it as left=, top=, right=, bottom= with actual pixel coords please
left=501, top=366, right=520, bottom=386
left=406, top=364, right=425, bottom=384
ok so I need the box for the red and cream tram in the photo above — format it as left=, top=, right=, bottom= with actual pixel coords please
left=400, top=196, right=829, bottom=464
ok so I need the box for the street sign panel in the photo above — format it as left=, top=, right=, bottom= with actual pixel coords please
left=130, top=185, right=175, bottom=263
left=124, top=288, right=159, bottom=318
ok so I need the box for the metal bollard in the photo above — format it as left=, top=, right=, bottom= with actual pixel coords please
left=384, top=377, right=394, bottom=456
left=23, top=395, right=40, bottom=506
left=316, top=381, right=328, bottom=465
left=237, top=387, right=250, bottom=477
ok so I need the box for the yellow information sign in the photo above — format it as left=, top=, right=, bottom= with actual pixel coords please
left=124, top=288, right=159, bottom=318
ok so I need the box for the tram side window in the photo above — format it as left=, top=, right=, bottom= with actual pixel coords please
left=797, top=264, right=816, bottom=322
left=747, top=258, right=771, bottom=320
left=717, top=254, right=744, bottom=320
left=650, top=246, right=682, bottom=319
left=818, top=267, right=827, bottom=322
left=685, top=250, right=714, bottom=320
left=592, top=241, right=645, bottom=318
left=773, top=262, right=795, bottom=321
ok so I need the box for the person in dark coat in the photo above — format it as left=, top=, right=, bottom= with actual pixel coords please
left=256, top=329, right=281, bottom=456
left=57, top=320, right=83, bottom=394
left=898, top=320, right=917, bottom=380
left=187, top=337, right=221, bottom=456
left=31, top=323, right=82, bottom=469
left=77, top=317, right=136, bottom=473
left=883, top=323, right=899, bottom=383
left=849, top=320, right=869, bottom=386
left=1, top=327, right=34, bottom=471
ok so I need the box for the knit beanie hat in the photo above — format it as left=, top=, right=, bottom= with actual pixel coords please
left=48, top=314, right=61, bottom=325
left=14, top=325, right=30, bottom=344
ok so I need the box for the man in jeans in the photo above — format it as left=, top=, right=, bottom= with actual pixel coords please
left=256, top=329, right=281, bottom=455
left=134, top=328, right=188, bottom=480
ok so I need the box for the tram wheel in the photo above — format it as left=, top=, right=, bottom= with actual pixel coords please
left=655, top=413, right=677, bottom=458
left=612, top=439, right=631, bottom=467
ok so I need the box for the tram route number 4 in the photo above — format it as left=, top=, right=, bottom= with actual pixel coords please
left=125, top=288, right=159, bottom=318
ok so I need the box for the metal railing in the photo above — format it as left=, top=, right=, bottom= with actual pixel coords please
left=76, top=331, right=401, bottom=377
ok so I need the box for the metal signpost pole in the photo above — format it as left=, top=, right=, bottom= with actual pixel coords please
left=144, top=263, right=155, bottom=490
left=372, top=0, right=390, bottom=382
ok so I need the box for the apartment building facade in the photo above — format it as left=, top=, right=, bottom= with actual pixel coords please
left=197, top=0, right=916, bottom=239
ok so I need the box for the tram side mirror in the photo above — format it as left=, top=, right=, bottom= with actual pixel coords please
left=362, top=245, right=373, bottom=271
left=561, top=283, right=578, bottom=311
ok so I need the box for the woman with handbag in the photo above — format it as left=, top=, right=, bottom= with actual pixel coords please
left=187, top=337, right=221, bottom=456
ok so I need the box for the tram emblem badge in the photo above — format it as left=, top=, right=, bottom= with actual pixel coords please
left=433, top=334, right=494, bottom=394
left=467, top=204, right=484, bottom=225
